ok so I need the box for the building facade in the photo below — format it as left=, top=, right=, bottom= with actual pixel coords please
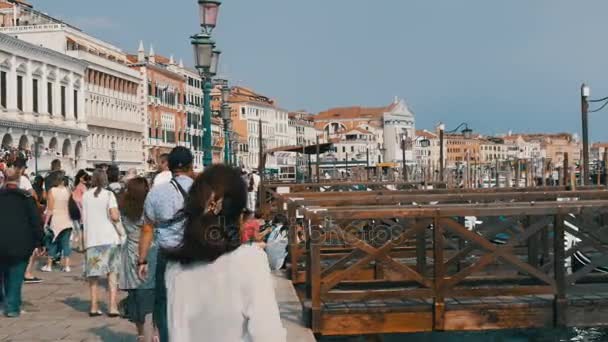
left=1, top=1, right=145, bottom=171
left=128, top=45, right=186, bottom=171
left=314, top=98, right=415, bottom=166
left=0, top=32, right=88, bottom=175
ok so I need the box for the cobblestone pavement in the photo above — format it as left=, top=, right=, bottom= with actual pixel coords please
left=1, top=253, right=316, bottom=342
left=0, top=253, right=135, bottom=342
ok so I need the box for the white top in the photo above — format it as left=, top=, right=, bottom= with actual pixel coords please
left=82, top=188, right=120, bottom=248
left=166, top=245, right=286, bottom=342
left=19, top=175, right=32, bottom=191
left=153, top=171, right=172, bottom=188
left=249, top=173, right=260, bottom=192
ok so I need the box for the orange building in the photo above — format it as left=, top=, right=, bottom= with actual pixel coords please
left=445, top=133, right=481, bottom=166
left=128, top=45, right=186, bottom=169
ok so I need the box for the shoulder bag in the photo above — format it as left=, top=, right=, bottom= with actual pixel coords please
left=107, top=190, right=126, bottom=244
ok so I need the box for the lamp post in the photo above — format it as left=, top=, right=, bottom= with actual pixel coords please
left=437, top=122, right=472, bottom=183
left=192, top=0, right=222, bottom=168
left=220, top=82, right=231, bottom=165
left=581, top=83, right=590, bottom=185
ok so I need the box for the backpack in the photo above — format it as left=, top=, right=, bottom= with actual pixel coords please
left=156, top=178, right=189, bottom=227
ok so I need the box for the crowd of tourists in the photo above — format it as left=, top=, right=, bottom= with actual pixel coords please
left=0, top=147, right=287, bottom=342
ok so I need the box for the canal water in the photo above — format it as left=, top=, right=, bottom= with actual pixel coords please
left=319, top=328, right=608, bottom=341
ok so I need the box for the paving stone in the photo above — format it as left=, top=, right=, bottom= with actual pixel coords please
left=3, top=253, right=315, bottom=341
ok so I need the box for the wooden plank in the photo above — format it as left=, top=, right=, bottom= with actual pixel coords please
left=320, top=312, right=433, bottom=336
left=443, top=306, right=553, bottom=331
left=445, top=285, right=555, bottom=298
left=433, top=213, right=446, bottom=331
left=323, top=288, right=434, bottom=302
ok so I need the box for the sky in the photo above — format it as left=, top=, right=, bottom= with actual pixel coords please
left=30, top=0, right=608, bottom=141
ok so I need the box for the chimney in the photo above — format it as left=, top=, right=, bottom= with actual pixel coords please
left=179, top=59, right=184, bottom=68
left=169, top=55, right=175, bottom=65
left=149, top=45, right=156, bottom=64
left=137, top=40, right=145, bottom=62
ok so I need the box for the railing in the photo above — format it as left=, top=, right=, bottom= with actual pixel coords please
left=301, top=201, right=608, bottom=335
left=0, top=24, right=65, bottom=33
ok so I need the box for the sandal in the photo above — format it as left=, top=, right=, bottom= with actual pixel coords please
left=89, top=310, right=102, bottom=317
left=107, top=311, right=120, bottom=318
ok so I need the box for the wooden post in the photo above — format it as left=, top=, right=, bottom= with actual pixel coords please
left=416, top=218, right=427, bottom=275
left=553, top=212, right=567, bottom=327
left=433, top=212, right=445, bottom=331
left=542, top=158, right=547, bottom=186
left=604, top=150, right=608, bottom=186
left=308, top=219, right=322, bottom=333
left=316, top=135, right=320, bottom=183
left=526, top=216, right=539, bottom=268
left=563, top=153, right=569, bottom=189
left=515, top=159, right=521, bottom=188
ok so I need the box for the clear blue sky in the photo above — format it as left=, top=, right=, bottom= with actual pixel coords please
left=31, top=0, right=608, bottom=141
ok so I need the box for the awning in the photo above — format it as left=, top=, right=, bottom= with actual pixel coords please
left=264, top=143, right=334, bottom=155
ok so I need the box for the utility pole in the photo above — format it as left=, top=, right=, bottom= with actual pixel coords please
left=366, top=147, right=370, bottom=181
left=439, top=126, right=445, bottom=182
left=581, top=83, right=590, bottom=186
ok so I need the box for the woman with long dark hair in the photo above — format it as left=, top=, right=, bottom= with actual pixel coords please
left=118, top=177, right=158, bottom=342
left=164, top=165, right=285, bottom=341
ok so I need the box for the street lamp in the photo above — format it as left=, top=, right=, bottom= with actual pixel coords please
left=198, top=0, right=221, bottom=34
left=437, top=122, right=473, bottom=182
left=192, top=0, right=222, bottom=167
left=220, top=82, right=231, bottom=165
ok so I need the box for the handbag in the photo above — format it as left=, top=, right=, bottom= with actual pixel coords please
left=107, top=191, right=127, bottom=245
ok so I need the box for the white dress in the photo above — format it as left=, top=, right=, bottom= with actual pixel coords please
left=166, top=245, right=286, bottom=342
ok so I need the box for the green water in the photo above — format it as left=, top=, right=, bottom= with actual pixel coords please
left=319, top=328, right=608, bottom=341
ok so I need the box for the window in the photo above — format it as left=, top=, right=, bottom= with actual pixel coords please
left=47, top=82, right=53, bottom=115
left=342, top=146, right=346, bottom=153
left=74, top=90, right=78, bottom=119
left=32, top=79, right=38, bottom=113
left=0, top=71, right=6, bottom=108
left=17, top=75, right=23, bottom=111
left=60, top=86, right=66, bottom=117
left=351, top=146, right=355, bottom=152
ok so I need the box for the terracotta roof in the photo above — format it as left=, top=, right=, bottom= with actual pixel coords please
left=0, top=3, right=13, bottom=9
left=592, top=142, right=608, bottom=148
left=315, top=103, right=396, bottom=120
left=416, top=130, right=437, bottom=139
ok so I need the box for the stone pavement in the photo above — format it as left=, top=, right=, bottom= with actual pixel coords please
left=0, top=253, right=316, bottom=342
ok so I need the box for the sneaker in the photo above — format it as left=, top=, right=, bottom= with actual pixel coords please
left=24, top=277, right=43, bottom=284
left=62, top=266, right=71, bottom=273
left=40, top=265, right=52, bottom=272
left=5, top=311, right=20, bottom=318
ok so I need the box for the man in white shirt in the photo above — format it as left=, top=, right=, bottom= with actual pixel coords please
left=152, top=153, right=172, bottom=187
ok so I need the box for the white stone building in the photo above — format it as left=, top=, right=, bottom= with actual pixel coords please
left=0, top=1, right=145, bottom=171
left=383, top=98, right=416, bottom=165
left=0, top=32, right=88, bottom=175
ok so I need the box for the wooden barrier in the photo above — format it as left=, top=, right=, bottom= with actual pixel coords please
left=299, top=201, right=608, bottom=336
left=285, top=189, right=608, bottom=284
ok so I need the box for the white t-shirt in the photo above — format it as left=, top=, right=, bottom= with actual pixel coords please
left=82, top=188, right=120, bottom=248
left=250, top=173, right=260, bottom=192
left=153, top=170, right=172, bottom=188
left=19, top=175, right=32, bottom=191
left=166, top=245, right=286, bottom=342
